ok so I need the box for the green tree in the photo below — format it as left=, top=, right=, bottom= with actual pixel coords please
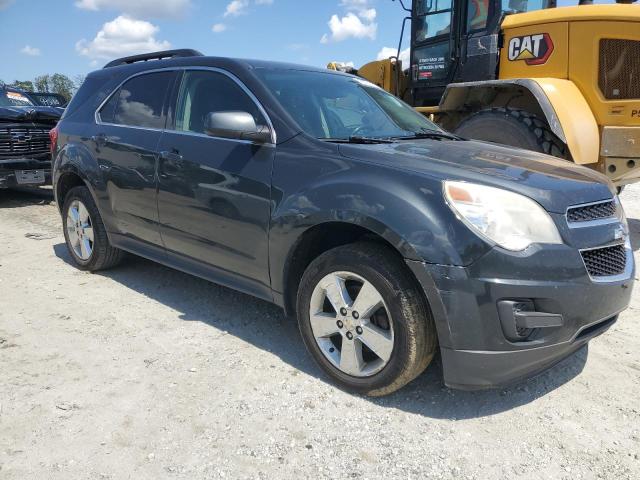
left=11, top=80, right=35, bottom=92
left=50, top=73, right=75, bottom=101
left=34, top=74, right=51, bottom=93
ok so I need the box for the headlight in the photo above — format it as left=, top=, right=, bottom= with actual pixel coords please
left=444, top=181, right=563, bottom=251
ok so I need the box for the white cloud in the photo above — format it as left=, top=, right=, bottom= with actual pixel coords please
left=20, top=45, right=41, bottom=56
left=321, top=0, right=377, bottom=44
left=223, top=0, right=273, bottom=18
left=75, top=0, right=191, bottom=18
left=377, top=46, right=410, bottom=65
left=224, top=0, right=249, bottom=17
left=76, top=15, right=171, bottom=60
left=358, top=8, right=376, bottom=22
left=212, top=23, right=227, bottom=33
left=0, top=0, right=14, bottom=10
left=321, top=12, right=377, bottom=44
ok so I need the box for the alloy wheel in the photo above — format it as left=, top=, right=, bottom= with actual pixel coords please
left=308, top=271, right=394, bottom=377
left=66, top=199, right=94, bottom=260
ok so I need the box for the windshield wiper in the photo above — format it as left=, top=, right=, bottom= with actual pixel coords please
left=321, top=136, right=396, bottom=144
left=393, top=130, right=461, bottom=141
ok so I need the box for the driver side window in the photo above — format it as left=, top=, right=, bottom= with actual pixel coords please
left=174, top=70, right=265, bottom=135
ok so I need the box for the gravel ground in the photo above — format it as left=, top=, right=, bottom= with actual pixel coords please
left=1, top=185, right=639, bottom=480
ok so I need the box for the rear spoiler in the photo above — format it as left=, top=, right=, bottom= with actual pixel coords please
left=103, top=49, right=204, bottom=69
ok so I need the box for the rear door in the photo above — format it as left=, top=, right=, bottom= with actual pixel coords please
left=156, top=68, right=275, bottom=298
left=93, top=70, right=177, bottom=247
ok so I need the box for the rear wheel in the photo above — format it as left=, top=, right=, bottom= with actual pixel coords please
left=62, top=186, right=123, bottom=271
left=296, top=242, right=437, bottom=396
left=454, top=107, right=568, bottom=159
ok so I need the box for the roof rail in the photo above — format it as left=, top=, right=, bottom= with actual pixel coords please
left=103, top=49, right=204, bottom=69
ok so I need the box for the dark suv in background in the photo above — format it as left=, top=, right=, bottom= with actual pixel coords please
left=0, top=86, right=62, bottom=188
left=52, top=50, right=634, bottom=395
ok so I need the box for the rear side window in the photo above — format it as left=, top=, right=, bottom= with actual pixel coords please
left=174, top=70, right=265, bottom=135
left=99, top=71, right=173, bottom=129
left=98, top=89, right=119, bottom=123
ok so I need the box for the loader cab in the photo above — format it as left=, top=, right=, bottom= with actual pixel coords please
left=410, top=0, right=555, bottom=106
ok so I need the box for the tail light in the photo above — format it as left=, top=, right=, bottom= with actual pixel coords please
left=49, top=125, right=59, bottom=157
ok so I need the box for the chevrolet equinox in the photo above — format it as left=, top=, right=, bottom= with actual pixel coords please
left=52, top=50, right=634, bottom=396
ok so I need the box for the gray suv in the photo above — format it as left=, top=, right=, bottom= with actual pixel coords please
left=51, top=50, right=634, bottom=395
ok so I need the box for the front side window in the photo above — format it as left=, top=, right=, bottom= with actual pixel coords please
left=254, top=69, right=441, bottom=140
left=174, top=70, right=265, bottom=135
left=415, top=0, right=453, bottom=42
left=99, top=71, right=173, bottom=129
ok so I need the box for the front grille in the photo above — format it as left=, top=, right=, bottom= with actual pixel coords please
left=567, top=200, right=617, bottom=223
left=581, top=244, right=627, bottom=278
left=0, top=126, right=51, bottom=158
left=599, top=39, right=640, bottom=100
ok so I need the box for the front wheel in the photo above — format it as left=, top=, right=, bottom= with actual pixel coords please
left=296, top=242, right=437, bottom=396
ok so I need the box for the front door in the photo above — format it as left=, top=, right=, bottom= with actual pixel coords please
left=93, top=70, right=176, bottom=246
left=156, top=69, right=275, bottom=297
left=411, top=0, right=458, bottom=105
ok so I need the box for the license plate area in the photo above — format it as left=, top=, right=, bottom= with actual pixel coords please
left=15, top=169, right=45, bottom=185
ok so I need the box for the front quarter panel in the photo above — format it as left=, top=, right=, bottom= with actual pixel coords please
left=268, top=135, right=491, bottom=295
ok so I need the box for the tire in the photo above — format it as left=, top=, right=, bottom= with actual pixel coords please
left=296, top=242, right=437, bottom=396
left=62, top=185, right=123, bottom=271
left=454, top=107, right=569, bottom=159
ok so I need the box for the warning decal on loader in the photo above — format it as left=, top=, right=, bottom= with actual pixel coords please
left=507, top=33, right=554, bottom=65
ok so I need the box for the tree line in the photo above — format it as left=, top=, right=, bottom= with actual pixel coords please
left=1, top=74, right=85, bottom=102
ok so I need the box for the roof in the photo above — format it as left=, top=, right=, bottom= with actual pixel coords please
left=91, top=50, right=338, bottom=80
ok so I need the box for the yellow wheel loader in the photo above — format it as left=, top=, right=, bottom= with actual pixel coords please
left=329, top=0, right=640, bottom=188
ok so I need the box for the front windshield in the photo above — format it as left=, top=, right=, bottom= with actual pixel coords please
left=0, top=90, right=35, bottom=107
left=502, top=0, right=552, bottom=15
left=254, top=69, right=441, bottom=140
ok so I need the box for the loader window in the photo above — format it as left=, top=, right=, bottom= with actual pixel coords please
left=466, top=0, right=489, bottom=32
left=501, top=0, right=551, bottom=15
left=415, top=0, right=453, bottom=42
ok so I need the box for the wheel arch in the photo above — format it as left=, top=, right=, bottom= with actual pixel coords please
left=438, top=78, right=599, bottom=165
left=55, top=170, right=89, bottom=213
left=53, top=142, right=103, bottom=213
left=279, top=219, right=423, bottom=318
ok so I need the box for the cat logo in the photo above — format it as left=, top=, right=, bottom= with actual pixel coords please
left=507, top=33, right=554, bottom=65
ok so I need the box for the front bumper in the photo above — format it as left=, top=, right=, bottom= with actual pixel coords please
left=407, top=242, right=634, bottom=390
left=0, top=157, right=51, bottom=188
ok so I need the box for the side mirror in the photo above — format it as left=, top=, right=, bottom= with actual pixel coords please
left=204, top=111, right=272, bottom=143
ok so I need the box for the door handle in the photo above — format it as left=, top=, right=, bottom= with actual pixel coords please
left=159, top=150, right=184, bottom=178
left=91, top=134, right=108, bottom=146
left=159, top=150, right=183, bottom=162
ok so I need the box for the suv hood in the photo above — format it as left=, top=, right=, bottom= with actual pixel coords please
left=0, top=106, right=62, bottom=123
left=338, top=139, right=614, bottom=213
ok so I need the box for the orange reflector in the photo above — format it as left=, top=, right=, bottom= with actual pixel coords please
left=446, top=184, right=473, bottom=203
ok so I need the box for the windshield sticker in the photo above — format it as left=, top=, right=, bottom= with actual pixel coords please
left=507, top=33, right=554, bottom=65
left=6, top=91, right=30, bottom=102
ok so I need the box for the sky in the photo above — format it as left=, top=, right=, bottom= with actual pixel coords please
left=0, top=0, right=618, bottom=84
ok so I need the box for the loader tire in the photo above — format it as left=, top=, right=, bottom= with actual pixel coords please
left=454, top=108, right=569, bottom=159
